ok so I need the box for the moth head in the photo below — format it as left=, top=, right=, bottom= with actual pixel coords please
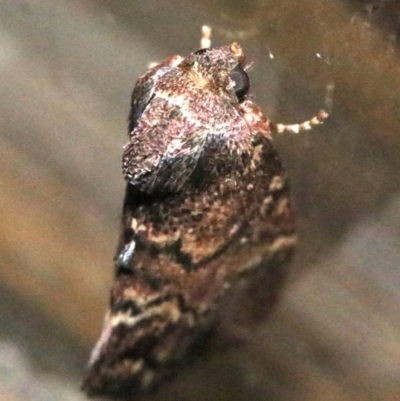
left=182, top=42, right=250, bottom=103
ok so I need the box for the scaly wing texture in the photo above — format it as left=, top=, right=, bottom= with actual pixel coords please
left=123, top=66, right=210, bottom=195
left=83, top=132, right=296, bottom=397
left=83, top=44, right=297, bottom=398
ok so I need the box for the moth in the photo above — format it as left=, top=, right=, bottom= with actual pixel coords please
left=82, top=27, right=328, bottom=398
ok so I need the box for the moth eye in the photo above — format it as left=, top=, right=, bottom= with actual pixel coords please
left=194, top=48, right=209, bottom=55
left=230, top=65, right=250, bottom=102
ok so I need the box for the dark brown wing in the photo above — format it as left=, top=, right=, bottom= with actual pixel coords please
left=82, top=132, right=296, bottom=397
left=123, top=65, right=211, bottom=196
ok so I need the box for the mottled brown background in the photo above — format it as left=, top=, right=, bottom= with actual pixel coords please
left=1, top=0, right=400, bottom=400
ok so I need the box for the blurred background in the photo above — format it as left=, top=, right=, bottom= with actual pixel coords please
left=1, top=0, right=400, bottom=400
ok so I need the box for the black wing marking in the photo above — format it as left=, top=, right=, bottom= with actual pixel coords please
left=128, top=79, right=156, bottom=133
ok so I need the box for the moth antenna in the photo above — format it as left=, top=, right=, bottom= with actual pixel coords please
left=272, top=110, right=329, bottom=134
left=324, top=82, right=335, bottom=114
left=271, top=82, right=334, bottom=134
left=201, top=25, right=212, bottom=49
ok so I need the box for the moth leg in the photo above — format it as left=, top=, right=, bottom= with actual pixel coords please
left=201, top=25, right=212, bottom=49
left=147, top=54, right=183, bottom=69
